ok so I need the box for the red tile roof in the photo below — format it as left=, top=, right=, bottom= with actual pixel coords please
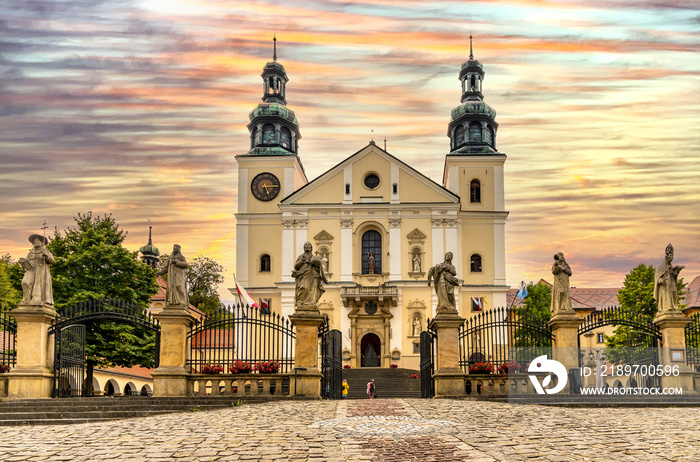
left=684, top=275, right=700, bottom=309
left=507, top=280, right=620, bottom=311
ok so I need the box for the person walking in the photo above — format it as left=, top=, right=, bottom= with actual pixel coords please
left=367, top=379, right=376, bottom=399
left=341, top=380, right=349, bottom=399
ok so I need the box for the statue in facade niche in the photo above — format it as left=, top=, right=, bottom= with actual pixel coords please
left=654, top=244, right=684, bottom=314
left=159, top=244, right=189, bottom=306
left=293, top=242, right=328, bottom=309
left=428, top=252, right=459, bottom=313
left=368, top=252, right=375, bottom=274
left=413, top=253, right=421, bottom=273
left=550, top=252, right=573, bottom=314
left=413, top=318, right=422, bottom=337
left=19, top=234, right=55, bottom=305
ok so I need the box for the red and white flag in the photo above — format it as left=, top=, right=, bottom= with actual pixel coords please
left=233, top=274, right=259, bottom=309
left=260, top=299, right=270, bottom=311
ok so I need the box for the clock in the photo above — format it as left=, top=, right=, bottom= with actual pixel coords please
left=251, top=172, right=281, bottom=201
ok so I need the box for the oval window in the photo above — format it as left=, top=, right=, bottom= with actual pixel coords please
left=364, top=174, right=380, bottom=190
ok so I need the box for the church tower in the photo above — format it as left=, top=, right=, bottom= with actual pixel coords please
left=235, top=37, right=308, bottom=289
left=443, top=35, right=508, bottom=303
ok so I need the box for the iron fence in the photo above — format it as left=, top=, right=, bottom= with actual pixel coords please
left=686, top=313, right=700, bottom=371
left=187, top=304, right=295, bottom=374
left=459, top=306, right=553, bottom=373
left=0, top=306, right=17, bottom=370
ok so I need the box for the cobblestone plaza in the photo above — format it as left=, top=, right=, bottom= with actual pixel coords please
left=1, top=398, right=697, bottom=461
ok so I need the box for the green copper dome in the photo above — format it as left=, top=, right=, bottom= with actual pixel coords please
left=450, top=101, right=496, bottom=122
left=249, top=103, right=299, bottom=127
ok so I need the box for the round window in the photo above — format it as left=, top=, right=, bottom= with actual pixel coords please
left=364, top=173, right=380, bottom=190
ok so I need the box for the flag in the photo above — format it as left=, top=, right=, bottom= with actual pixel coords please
left=516, top=281, right=528, bottom=300
left=233, top=273, right=259, bottom=309
left=260, top=298, right=271, bottom=314
left=471, top=297, right=482, bottom=311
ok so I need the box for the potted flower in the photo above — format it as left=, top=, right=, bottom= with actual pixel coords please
left=343, top=364, right=352, bottom=369
left=468, top=361, right=494, bottom=374
left=410, top=373, right=419, bottom=379
left=255, top=360, right=280, bottom=373
left=497, top=360, right=522, bottom=375
left=201, top=363, right=224, bottom=374
left=0, top=364, right=10, bottom=373
left=229, top=360, right=254, bottom=374
left=390, top=364, right=398, bottom=369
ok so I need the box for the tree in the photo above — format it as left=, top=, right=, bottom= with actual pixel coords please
left=605, top=263, right=687, bottom=364
left=0, top=255, right=21, bottom=310
left=159, top=254, right=224, bottom=316
left=47, top=212, right=160, bottom=393
left=511, top=281, right=552, bottom=363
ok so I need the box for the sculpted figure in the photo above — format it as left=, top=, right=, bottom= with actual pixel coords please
left=413, top=318, right=421, bottom=337
left=19, top=234, right=55, bottom=305
left=428, top=252, right=459, bottom=313
left=159, top=244, right=189, bottom=306
left=654, top=244, right=684, bottom=314
left=551, top=252, right=573, bottom=314
left=292, top=242, right=328, bottom=309
left=368, top=253, right=375, bottom=274
left=413, top=253, right=421, bottom=273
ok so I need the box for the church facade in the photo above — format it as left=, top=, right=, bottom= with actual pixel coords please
left=233, top=38, right=508, bottom=369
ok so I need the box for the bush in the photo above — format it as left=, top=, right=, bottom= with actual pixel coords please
left=468, top=362, right=494, bottom=374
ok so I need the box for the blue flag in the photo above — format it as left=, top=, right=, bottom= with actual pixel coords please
left=515, top=281, right=528, bottom=300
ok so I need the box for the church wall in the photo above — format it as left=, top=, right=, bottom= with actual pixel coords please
left=246, top=217, right=283, bottom=289
left=352, top=153, right=392, bottom=203
left=399, top=217, right=432, bottom=277
left=460, top=218, right=496, bottom=283
left=292, top=171, right=345, bottom=204
left=398, top=169, right=453, bottom=203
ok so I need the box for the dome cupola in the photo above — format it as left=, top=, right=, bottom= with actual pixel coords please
left=139, top=226, right=160, bottom=268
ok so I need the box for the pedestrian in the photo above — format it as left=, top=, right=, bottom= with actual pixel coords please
left=367, top=379, right=375, bottom=399
left=342, top=380, right=349, bottom=399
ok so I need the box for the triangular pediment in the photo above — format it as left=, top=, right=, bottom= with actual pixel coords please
left=281, top=143, right=459, bottom=205
left=313, top=230, right=334, bottom=244
left=406, top=228, right=427, bottom=243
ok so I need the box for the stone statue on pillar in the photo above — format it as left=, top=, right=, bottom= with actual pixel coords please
left=158, top=244, right=189, bottom=307
left=19, top=234, right=55, bottom=306
left=428, top=252, right=459, bottom=314
left=654, top=244, right=684, bottom=314
left=292, top=242, right=328, bottom=310
left=550, top=252, right=573, bottom=314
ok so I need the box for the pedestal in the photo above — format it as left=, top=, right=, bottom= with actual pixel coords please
left=548, top=312, right=583, bottom=370
left=429, top=314, right=467, bottom=398
left=655, top=311, right=694, bottom=395
left=152, top=306, right=195, bottom=397
left=289, top=309, right=325, bottom=399
left=7, top=303, right=57, bottom=399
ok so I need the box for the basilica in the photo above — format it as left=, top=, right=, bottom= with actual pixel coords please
left=233, top=38, right=508, bottom=370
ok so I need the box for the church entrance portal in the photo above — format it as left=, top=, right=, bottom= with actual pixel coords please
left=361, top=333, right=381, bottom=367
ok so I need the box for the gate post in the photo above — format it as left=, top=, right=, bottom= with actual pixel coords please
left=7, top=303, right=56, bottom=398
left=288, top=311, right=325, bottom=398
left=548, top=312, right=583, bottom=392
left=654, top=311, right=694, bottom=391
left=429, top=314, right=467, bottom=398
left=152, top=307, right=194, bottom=397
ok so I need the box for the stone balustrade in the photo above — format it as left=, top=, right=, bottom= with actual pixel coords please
left=188, top=373, right=291, bottom=398
left=465, top=373, right=554, bottom=396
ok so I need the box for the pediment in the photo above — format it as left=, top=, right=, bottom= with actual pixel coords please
left=406, top=228, right=427, bottom=244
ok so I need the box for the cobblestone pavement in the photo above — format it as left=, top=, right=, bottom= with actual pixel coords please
left=0, top=399, right=699, bottom=461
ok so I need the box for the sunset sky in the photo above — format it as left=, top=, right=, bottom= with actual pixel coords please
left=1, top=0, right=698, bottom=300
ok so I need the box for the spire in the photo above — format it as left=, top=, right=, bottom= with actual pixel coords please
left=469, top=34, right=473, bottom=59
left=139, top=226, right=160, bottom=268
left=273, top=34, right=277, bottom=61
left=147, top=225, right=153, bottom=245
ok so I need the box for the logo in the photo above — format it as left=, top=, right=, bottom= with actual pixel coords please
left=527, top=355, right=568, bottom=394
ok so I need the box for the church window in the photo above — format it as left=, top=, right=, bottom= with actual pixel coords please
left=392, top=183, right=398, bottom=194
left=472, top=297, right=484, bottom=312
left=260, top=254, right=271, bottom=272
left=361, top=230, right=382, bottom=274
left=267, top=77, right=274, bottom=94
left=280, top=127, right=292, bottom=150
left=363, top=173, right=380, bottom=190
left=251, top=127, right=258, bottom=149
left=470, top=75, right=476, bottom=91
left=469, top=123, right=482, bottom=143
left=262, top=124, right=275, bottom=144
left=454, top=125, right=465, bottom=148
left=597, top=333, right=604, bottom=343
left=470, top=180, right=481, bottom=203
left=484, top=125, right=493, bottom=146
left=345, top=183, right=350, bottom=195
left=470, top=254, right=482, bottom=273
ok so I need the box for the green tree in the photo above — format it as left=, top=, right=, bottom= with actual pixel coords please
left=159, top=254, right=224, bottom=316
left=605, top=263, right=687, bottom=364
left=511, top=282, right=552, bottom=363
left=48, top=212, right=160, bottom=393
left=0, top=255, right=21, bottom=310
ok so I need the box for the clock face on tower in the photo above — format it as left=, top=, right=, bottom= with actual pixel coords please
left=251, top=172, right=281, bottom=201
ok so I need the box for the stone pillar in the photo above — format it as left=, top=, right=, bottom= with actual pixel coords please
left=429, top=314, right=467, bottom=398
left=654, top=311, right=694, bottom=392
left=7, top=304, right=57, bottom=398
left=288, top=310, right=325, bottom=398
left=152, top=307, right=195, bottom=397
left=548, top=312, right=582, bottom=370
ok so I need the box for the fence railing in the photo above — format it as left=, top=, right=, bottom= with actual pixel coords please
left=686, top=313, right=700, bottom=371
left=0, top=308, right=17, bottom=371
left=188, top=374, right=291, bottom=397
left=186, top=304, right=295, bottom=375
left=459, top=306, right=553, bottom=374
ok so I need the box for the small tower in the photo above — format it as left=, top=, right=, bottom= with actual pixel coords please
left=247, top=35, right=301, bottom=155
left=139, top=226, right=160, bottom=269
left=448, top=35, right=498, bottom=154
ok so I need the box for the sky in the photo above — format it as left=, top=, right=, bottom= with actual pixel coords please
left=1, top=0, right=699, bottom=299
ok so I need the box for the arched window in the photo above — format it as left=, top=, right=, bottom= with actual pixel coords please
left=260, top=254, right=271, bottom=272
left=280, top=127, right=292, bottom=150
left=470, top=75, right=476, bottom=91
left=469, top=123, right=482, bottom=143
left=470, top=180, right=481, bottom=203
left=262, top=124, right=275, bottom=144
left=250, top=127, right=258, bottom=149
left=484, top=125, right=494, bottom=146
left=454, top=125, right=465, bottom=148
left=361, top=230, right=382, bottom=274
left=470, top=254, right=482, bottom=273
left=267, top=77, right=274, bottom=94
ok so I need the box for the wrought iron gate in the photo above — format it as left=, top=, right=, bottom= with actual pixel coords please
left=319, top=318, right=342, bottom=399
left=53, top=325, right=85, bottom=398
left=420, top=329, right=436, bottom=398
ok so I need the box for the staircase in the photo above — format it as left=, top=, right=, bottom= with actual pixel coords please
left=342, top=368, right=421, bottom=399
left=0, top=396, right=273, bottom=426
